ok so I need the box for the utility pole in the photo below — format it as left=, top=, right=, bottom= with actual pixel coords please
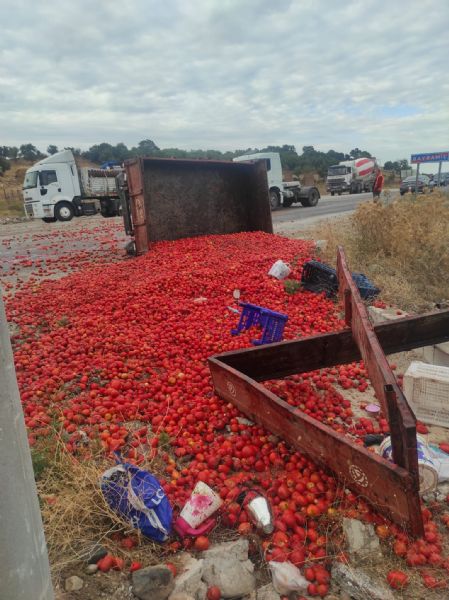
left=0, top=292, right=54, bottom=600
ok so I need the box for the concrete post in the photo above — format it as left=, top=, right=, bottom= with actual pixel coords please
left=0, top=292, right=54, bottom=600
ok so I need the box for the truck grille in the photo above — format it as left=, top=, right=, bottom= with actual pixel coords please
left=328, top=178, right=345, bottom=187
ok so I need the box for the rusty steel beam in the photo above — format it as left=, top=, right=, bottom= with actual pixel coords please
left=215, top=309, right=449, bottom=382
left=209, top=357, right=422, bottom=536
left=336, top=248, right=421, bottom=498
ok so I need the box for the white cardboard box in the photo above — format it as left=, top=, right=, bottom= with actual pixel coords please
left=404, top=361, right=449, bottom=428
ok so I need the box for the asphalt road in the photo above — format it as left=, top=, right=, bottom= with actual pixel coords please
left=273, top=191, right=378, bottom=224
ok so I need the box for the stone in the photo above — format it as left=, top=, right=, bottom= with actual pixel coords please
left=331, top=562, right=394, bottom=600
left=195, top=581, right=207, bottom=600
left=169, top=553, right=204, bottom=598
left=256, top=583, right=281, bottom=600
left=315, top=239, right=328, bottom=252
left=237, top=416, right=254, bottom=426
left=169, top=595, right=196, bottom=600
left=201, top=538, right=249, bottom=562
left=85, top=564, right=98, bottom=575
left=132, top=565, right=175, bottom=600
left=64, top=575, right=84, bottom=592
left=202, top=540, right=256, bottom=598
left=342, top=518, right=381, bottom=559
left=367, top=306, right=406, bottom=326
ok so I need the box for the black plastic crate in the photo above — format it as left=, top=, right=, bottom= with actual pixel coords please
left=301, top=260, right=379, bottom=300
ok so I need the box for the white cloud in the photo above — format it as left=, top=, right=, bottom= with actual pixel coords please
left=0, top=0, right=448, bottom=160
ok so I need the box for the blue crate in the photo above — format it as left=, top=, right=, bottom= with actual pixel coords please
left=231, top=302, right=288, bottom=345
left=351, top=273, right=380, bottom=300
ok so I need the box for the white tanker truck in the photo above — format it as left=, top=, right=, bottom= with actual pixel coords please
left=326, top=157, right=379, bottom=195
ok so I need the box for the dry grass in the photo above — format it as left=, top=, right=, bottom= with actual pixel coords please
left=35, top=431, right=162, bottom=582
left=312, top=191, right=449, bottom=312
left=0, top=160, right=30, bottom=217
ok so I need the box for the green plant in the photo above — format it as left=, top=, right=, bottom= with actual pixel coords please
left=284, top=279, right=302, bottom=294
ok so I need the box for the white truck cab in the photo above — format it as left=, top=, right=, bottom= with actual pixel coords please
left=233, top=152, right=319, bottom=209
left=23, top=151, right=81, bottom=221
left=23, top=150, right=121, bottom=222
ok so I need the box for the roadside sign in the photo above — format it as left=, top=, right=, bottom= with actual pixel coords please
left=411, top=152, right=449, bottom=164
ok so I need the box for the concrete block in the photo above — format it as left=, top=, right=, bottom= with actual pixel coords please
left=332, top=563, right=394, bottom=600
left=342, top=518, right=381, bottom=559
left=367, top=306, right=407, bottom=326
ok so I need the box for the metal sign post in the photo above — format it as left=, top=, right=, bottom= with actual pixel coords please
left=411, top=151, right=449, bottom=192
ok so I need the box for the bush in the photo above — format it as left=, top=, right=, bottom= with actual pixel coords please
left=313, top=192, right=449, bottom=311
left=0, top=156, right=11, bottom=175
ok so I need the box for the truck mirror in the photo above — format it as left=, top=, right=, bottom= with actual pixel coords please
left=40, top=188, right=47, bottom=196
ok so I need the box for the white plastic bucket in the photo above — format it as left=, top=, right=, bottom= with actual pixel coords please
left=179, top=481, right=222, bottom=528
left=379, top=435, right=438, bottom=495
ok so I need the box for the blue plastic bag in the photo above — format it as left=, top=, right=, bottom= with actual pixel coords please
left=101, top=461, right=172, bottom=542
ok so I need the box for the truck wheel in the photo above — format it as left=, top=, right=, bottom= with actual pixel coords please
left=125, top=240, right=137, bottom=256
left=301, top=189, right=319, bottom=207
left=269, top=190, right=280, bottom=210
left=282, top=198, right=293, bottom=208
left=55, top=202, right=74, bottom=222
left=331, top=191, right=335, bottom=196
left=42, top=217, right=57, bottom=223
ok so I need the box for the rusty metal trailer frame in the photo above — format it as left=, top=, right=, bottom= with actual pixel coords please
left=209, top=248, right=449, bottom=536
left=119, top=157, right=273, bottom=255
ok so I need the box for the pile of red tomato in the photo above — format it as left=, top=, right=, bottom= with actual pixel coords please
left=4, top=230, right=449, bottom=597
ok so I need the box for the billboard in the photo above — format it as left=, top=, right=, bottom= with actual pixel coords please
left=411, top=152, right=449, bottom=164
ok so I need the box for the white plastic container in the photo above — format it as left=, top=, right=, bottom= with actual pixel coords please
left=179, top=481, right=222, bottom=528
left=403, top=361, right=449, bottom=428
left=268, top=260, right=291, bottom=280
left=379, top=435, right=438, bottom=495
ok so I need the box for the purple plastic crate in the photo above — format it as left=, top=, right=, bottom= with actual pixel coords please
left=231, top=302, right=288, bottom=345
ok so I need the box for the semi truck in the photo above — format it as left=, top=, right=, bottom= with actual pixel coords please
left=326, top=157, right=378, bottom=196
left=233, top=152, right=320, bottom=210
left=22, top=150, right=121, bottom=222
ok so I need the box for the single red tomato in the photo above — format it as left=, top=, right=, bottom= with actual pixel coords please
left=206, top=586, right=221, bottom=600
left=387, top=570, right=409, bottom=590
left=193, top=536, right=210, bottom=551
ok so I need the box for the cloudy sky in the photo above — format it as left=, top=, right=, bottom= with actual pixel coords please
left=1, top=0, right=448, bottom=162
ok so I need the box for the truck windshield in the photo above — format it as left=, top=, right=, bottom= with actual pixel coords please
left=23, top=171, right=38, bottom=189
left=328, top=166, right=347, bottom=176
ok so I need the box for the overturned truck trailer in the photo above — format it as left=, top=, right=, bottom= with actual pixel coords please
left=117, top=157, right=273, bottom=255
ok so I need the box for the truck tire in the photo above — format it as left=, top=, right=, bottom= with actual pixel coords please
left=331, top=191, right=335, bottom=196
left=283, top=198, right=293, bottom=208
left=42, top=217, right=57, bottom=223
left=55, top=202, right=75, bottom=222
left=301, top=189, right=319, bottom=207
left=269, top=189, right=281, bottom=210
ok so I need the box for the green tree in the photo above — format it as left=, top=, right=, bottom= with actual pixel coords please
left=0, top=156, right=11, bottom=174
left=1, top=146, right=19, bottom=159
left=47, top=145, right=59, bottom=155
left=82, top=143, right=116, bottom=163
left=19, top=144, right=44, bottom=161
left=8, top=146, right=19, bottom=159
left=132, top=139, right=160, bottom=156
left=349, top=148, right=372, bottom=159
